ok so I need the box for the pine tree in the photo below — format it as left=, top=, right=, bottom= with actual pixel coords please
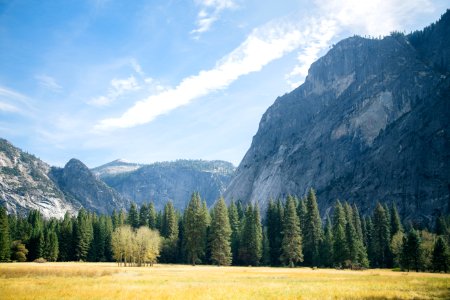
left=44, top=228, right=59, bottom=262
left=89, top=217, right=106, bottom=262
left=0, top=206, right=10, bottom=262
left=344, top=202, right=358, bottom=265
left=266, top=199, right=283, bottom=266
left=127, top=203, right=139, bottom=229
left=261, top=227, right=270, bottom=266
left=148, top=202, right=157, bottom=229
left=210, top=198, right=232, bottom=266
left=58, top=212, right=74, bottom=261
left=332, top=201, right=348, bottom=267
left=372, top=203, right=391, bottom=268
left=400, top=230, right=422, bottom=272
left=435, top=216, right=448, bottom=236
left=304, top=189, right=322, bottom=266
left=280, top=196, right=303, bottom=267
left=320, top=217, right=334, bottom=267
left=160, top=201, right=179, bottom=263
left=139, top=203, right=150, bottom=227
left=238, top=204, right=262, bottom=265
left=297, top=198, right=308, bottom=241
left=184, top=192, right=207, bottom=265
left=390, top=203, right=403, bottom=237
left=74, top=209, right=93, bottom=261
left=432, top=236, right=450, bottom=272
left=27, top=210, right=44, bottom=261
left=228, top=201, right=240, bottom=265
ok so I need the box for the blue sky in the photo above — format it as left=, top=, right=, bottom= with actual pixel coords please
left=0, top=0, right=447, bottom=168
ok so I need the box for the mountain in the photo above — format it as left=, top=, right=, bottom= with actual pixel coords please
left=50, top=159, right=129, bottom=215
left=95, top=159, right=235, bottom=211
left=224, top=11, right=450, bottom=223
left=0, top=138, right=129, bottom=217
left=0, top=138, right=77, bottom=218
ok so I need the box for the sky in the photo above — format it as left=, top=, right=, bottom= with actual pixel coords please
left=0, top=0, right=447, bottom=168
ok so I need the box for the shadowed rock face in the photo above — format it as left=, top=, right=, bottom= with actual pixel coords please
left=225, top=11, right=450, bottom=223
left=94, top=160, right=235, bottom=211
left=50, top=159, right=130, bottom=215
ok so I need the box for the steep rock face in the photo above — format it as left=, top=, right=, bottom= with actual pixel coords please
left=0, top=139, right=77, bottom=218
left=50, top=159, right=129, bottom=215
left=97, top=160, right=235, bottom=211
left=225, top=12, right=450, bottom=222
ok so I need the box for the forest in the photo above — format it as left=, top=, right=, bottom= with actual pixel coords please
left=0, top=189, right=449, bottom=273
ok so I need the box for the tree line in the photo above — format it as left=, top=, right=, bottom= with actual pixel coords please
left=0, top=189, right=449, bottom=272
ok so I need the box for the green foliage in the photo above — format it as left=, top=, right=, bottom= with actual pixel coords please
left=280, top=196, right=303, bottom=267
left=266, top=199, right=283, bottom=266
left=58, top=213, right=74, bottom=261
left=0, top=206, right=10, bottom=261
left=127, top=203, right=139, bottom=229
left=320, top=217, right=333, bottom=267
left=74, top=209, right=93, bottom=261
left=228, top=201, right=240, bottom=264
left=332, top=201, right=348, bottom=267
left=432, top=236, right=450, bottom=272
left=183, top=192, right=208, bottom=265
left=304, top=189, right=322, bottom=266
left=239, top=204, right=262, bottom=266
left=401, top=230, right=422, bottom=272
left=372, top=203, right=391, bottom=268
left=10, top=240, right=28, bottom=262
left=26, top=210, right=44, bottom=261
left=160, top=201, right=179, bottom=263
left=210, top=198, right=232, bottom=266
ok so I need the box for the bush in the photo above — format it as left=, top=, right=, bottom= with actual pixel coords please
left=34, top=257, right=47, bottom=263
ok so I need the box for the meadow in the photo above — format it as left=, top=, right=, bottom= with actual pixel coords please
left=0, top=263, right=449, bottom=299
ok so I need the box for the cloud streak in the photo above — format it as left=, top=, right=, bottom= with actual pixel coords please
left=88, top=76, right=140, bottom=106
left=191, top=0, right=237, bottom=36
left=36, top=74, right=62, bottom=91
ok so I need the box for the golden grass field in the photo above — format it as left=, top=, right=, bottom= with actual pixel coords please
left=0, top=263, right=449, bottom=299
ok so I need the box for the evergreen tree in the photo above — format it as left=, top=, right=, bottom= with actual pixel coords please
left=297, top=198, right=308, bottom=240
left=44, top=228, right=59, bottom=262
left=372, top=203, right=391, bottom=268
left=228, top=201, right=240, bottom=265
left=435, top=216, right=448, bottom=236
left=261, top=227, right=270, bottom=266
left=160, top=201, right=179, bottom=263
left=400, top=230, right=422, bottom=272
left=332, top=201, right=348, bottom=267
left=27, top=210, right=44, bottom=261
left=89, top=217, right=106, bottom=262
left=184, top=192, right=207, bottom=265
left=365, top=216, right=376, bottom=265
left=320, top=217, right=334, bottom=267
left=432, top=236, right=449, bottom=272
left=390, top=203, right=403, bottom=237
left=139, top=203, right=150, bottom=227
left=238, top=204, right=262, bottom=265
left=0, top=206, right=10, bottom=261
left=210, top=198, right=232, bottom=266
left=148, top=202, right=157, bottom=229
left=58, top=212, right=74, bottom=261
left=266, top=199, right=283, bottom=266
left=127, top=203, right=139, bottom=229
left=344, top=202, right=358, bottom=264
left=236, top=200, right=245, bottom=221
left=280, top=196, right=303, bottom=267
left=304, top=189, right=322, bottom=266
left=74, top=209, right=93, bottom=261
left=103, top=216, right=114, bottom=261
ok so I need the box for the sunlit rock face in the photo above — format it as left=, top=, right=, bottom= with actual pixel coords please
left=225, top=12, right=450, bottom=224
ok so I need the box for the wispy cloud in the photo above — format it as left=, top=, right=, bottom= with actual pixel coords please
left=191, top=0, right=237, bottom=37
left=36, top=74, right=62, bottom=91
left=96, top=17, right=333, bottom=130
left=88, top=76, right=140, bottom=106
left=0, top=86, right=32, bottom=114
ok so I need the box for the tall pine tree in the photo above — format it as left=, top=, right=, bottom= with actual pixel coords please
left=0, top=206, right=10, bottom=262
left=372, top=203, right=391, bottom=268
left=280, top=196, right=303, bottom=267
left=304, top=189, right=322, bottom=266
left=183, top=192, right=207, bottom=265
left=210, top=198, right=232, bottom=266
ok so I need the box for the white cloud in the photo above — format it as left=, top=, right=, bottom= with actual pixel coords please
left=0, top=102, right=21, bottom=113
left=191, top=0, right=237, bottom=36
left=0, top=86, right=32, bottom=114
left=88, top=76, right=140, bottom=107
left=36, top=74, right=62, bottom=91
left=96, top=17, right=335, bottom=130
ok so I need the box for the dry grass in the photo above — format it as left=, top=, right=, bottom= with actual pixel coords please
left=0, top=263, right=449, bottom=299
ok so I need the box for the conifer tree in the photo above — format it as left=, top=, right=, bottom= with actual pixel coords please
left=434, top=216, right=448, bottom=236
left=297, top=198, right=307, bottom=240
left=139, top=203, right=150, bottom=227
left=148, top=202, right=157, bottom=229
left=228, top=201, right=240, bottom=264
left=320, top=217, right=334, bottom=267
left=58, top=212, right=74, bottom=261
left=390, top=203, right=403, bottom=237
left=400, top=230, right=422, bottom=272
left=27, top=210, right=44, bottom=260
left=332, top=201, right=348, bottom=267
left=74, top=209, right=93, bottom=261
left=239, top=204, right=262, bottom=265
left=127, top=203, right=139, bottom=229
left=261, top=227, right=270, bottom=266
left=160, top=201, right=179, bottom=263
left=280, top=196, right=303, bottom=267
left=210, top=198, right=232, bottom=266
left=304, top=189, right=322, bottom=266
left=432, top=236, right=449, bottom=272
left=0, top=206, right=10, bottom=262
left=372, top=203, right=391, bottom=267
left=44, top=228, right=59, bottom=262
left=266, top=199, right=283, bottom=266
left=89, top=218, right=106, bottom=262
left=184, top=192, right=207, bottom=265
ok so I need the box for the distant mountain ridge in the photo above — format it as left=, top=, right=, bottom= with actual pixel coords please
left=94, top=159, right=235, bottom=211
left=224, top=11, right=450, bottom=223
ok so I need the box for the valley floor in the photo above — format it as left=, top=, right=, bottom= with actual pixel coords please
left=0, top=262, right=449, bottom=299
